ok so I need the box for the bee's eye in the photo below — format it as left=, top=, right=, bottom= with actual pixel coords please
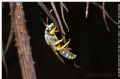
left=48, top=28, right=52, bottom=31
left=47, top=28, right=52, bottom=32
left=47, top=23, right=55, bottom=32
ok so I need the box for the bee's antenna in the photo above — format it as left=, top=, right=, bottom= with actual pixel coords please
left=73, top=63, right=81, bottom=69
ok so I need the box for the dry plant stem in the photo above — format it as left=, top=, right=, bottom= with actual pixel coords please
left=92, top=2, right=117, bottom=25
left=12, top=2, right=36, bottom=79
left=4, top=20, right=14, bottom=54
left=4, top=3, right=14, bottom=55
left=3, top=4, right=14, bottom=76
left=102, top=2, right=110, bottom=31
left=85, top=2, right=89, bottom=18
left=2, top=50, right=8, bottom=78
left=51, top=2, right=65, bottom=35
left=46, top=9, right=53, bottom=24
left=62, top=3, right=69, bottom=12
left=60, top=2, right=69, bottom=32
left=2, top=3, right=15, bottom=78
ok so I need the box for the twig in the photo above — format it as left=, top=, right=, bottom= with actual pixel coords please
left=60, top=2, right=69, bottom=32
left=102, top=2, right=110, bottom=31
left=2, top=49, right=8, bottom=78
left=51, top=2, right=66, bottom=35
left=92, top=2, right=117, bottom=25
left=62, top=2, right=69, bottom=13
left=85, top=2, right=89, bottom=18
left=46, top=9, right=53, bottom=24
left=4, top=3, right=14, bottom=55
left=2, top=3, right=16, bottom=78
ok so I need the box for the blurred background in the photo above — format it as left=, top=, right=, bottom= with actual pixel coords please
left=2, top=2, right=117, bottom=79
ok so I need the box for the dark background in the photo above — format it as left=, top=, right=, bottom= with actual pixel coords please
left=2, top=2, right=118, bottom=79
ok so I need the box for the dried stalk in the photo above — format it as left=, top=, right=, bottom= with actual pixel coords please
left=92, top=2, right=117, bottom=25
left=2, top=3, right=15, bottom=78
left=11, top=2, right=36, bottom=79
left=51, top=2, right=65, bottom=35
left=60, top=2, right=69, bottom=32
left=4, top=3, right=14, bottom=55
left=62, top=3, right=68, bottom=12
left=102, top=2, right=110, bottom=31
left=2, top=49, right=8, bottom=78
left=85, top=2, right=89, bottom=18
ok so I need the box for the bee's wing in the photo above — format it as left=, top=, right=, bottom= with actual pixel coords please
left=44, top=34, right=50, bottom=45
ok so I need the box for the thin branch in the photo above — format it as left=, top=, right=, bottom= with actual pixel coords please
left=2, top=49, right=8, bottom=78
left=4, top=3, right=14, bottom=55
left=85, top=2, right=89, bottom=18
left=92, top=2, right=117, bottom=25
left=60, top=2, right=69, bottom=32
left=62, top=2, right=69, bottom=12
left=102, top=2, right=110, bottom=31
left=46, top=9, right=53, bottom=24
left=2, top=3, right=16, bottom=78
left=51, top=2, right=66, bottom=35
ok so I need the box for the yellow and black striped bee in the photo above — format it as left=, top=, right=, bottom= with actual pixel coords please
left=44, top=23, right=77, bottom=64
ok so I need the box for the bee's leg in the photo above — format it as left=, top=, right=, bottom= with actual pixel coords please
left=56, top=39, right=70, bottom=51
left=49, top=26, right=57, bottom=35
left=73, top=63, right=81, bottom=69
left=44, top=35, right=51, bottom=45
left=55, top=30, right=59, bottom=32
left=52, top=37, right=65, bottom=45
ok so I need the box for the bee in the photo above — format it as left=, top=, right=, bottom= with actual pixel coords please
left=44, top=23, right=77, bottom=64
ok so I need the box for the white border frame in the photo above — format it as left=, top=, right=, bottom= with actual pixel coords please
left=0, top=1, right=119, bottom=79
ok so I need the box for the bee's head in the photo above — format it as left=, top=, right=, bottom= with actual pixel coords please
left=46, top=23, right=56, bottom=35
